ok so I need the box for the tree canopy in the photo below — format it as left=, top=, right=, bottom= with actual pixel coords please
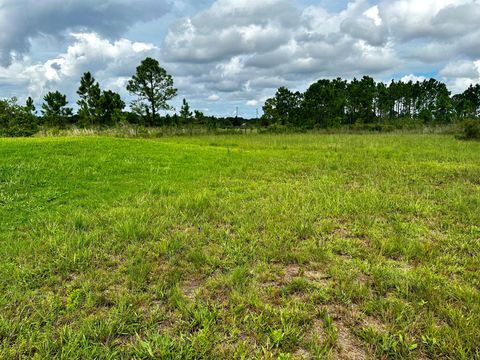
left=260, top=76, right=475, bottom=128
left=41, top=91, right=73, bottom=127
left=77, top=72, right=101, bottom=126
left=126, top=57, right=177, bottom=125
left=0, top=98, right=37, bottom=137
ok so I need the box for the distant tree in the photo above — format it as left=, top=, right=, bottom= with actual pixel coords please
left=302, top=78, right=346, bottom=127
left=261, top=97, right=278, bottom=126
left=98, top=90, right=125, bottom=126
left=126, top=57, right=177, bottom=125
left=274, top=87, right=292, bottom=125
left=224, top=75, right=468, bottom=129
left=464, top=84, right=480, bottom=118
left=180, top=98, right=193, bottom=124
left=452, top=93, right=469, bottom=119
left=346, top=76, right=377, bottom=124
left=453, top=84, right=480, bottom=119
left=164, top=113, right=172, bottom=126
left=0, top=98, right=13, bottom=131
left=125, top=111, right=142, bottom=125
left=41, top=91, right=72, bottom=127
left=180, top=98, right=194, bottom=134
left=275, top=87, right=303, bottom=125
left=0, top=98, right=37, bottom=137
left=171, top=113, right=180, bottom=126
left=194, top=110, right=205, bottom=124
left=262, top=87, right=303, bottom=126
left=376, top=82, right=393, bottom=120
left=411, top=81, right=423, bottom=119
left=434, top=82, right=452, bottom=122
left=201, top=114, right=217, bottom=131
left=25, top=97, right=36, bottom=114
left=77, top=72, right=101, bottom=126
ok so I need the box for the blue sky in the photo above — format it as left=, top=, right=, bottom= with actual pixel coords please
left=1, top=0, right=479, bottom=117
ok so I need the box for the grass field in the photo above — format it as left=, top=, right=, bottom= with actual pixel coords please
left=1, top=133, right=479, bottom=359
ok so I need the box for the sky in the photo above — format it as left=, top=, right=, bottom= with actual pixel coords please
left=0, top=0, right=480, bottom=118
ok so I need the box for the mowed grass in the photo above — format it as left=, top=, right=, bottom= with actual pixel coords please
left=0, top=133, right=479, bottom=359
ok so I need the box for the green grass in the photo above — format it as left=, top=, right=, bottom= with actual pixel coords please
left=0, top=133, right=479, bottom=359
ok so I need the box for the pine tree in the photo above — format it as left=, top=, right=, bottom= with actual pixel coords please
left=77, top=72, right=101, bottom=126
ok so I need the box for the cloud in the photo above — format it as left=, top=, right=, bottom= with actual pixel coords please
left=162, top=0, right=401, bottom=108
left=2, top=0, right=480, bottom=117
left=163, top=0, right=297, bottom=63
left=439, top=60, right=479, bottom=78
left=0, top=0, right=171, bottom=65
left=340, top=2, right=389, bottom=46
left=207, top=94, right=220, bottom=101
left=379, top=0, right=468, bottom=41
left=364, top=5, right=383, bottom=26
left=439, top=59, right=480, bottom=93
left=401, top=74, right=427, bottom=83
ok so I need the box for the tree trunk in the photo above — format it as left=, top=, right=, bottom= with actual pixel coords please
left=151, top=99, right=156, bottom=126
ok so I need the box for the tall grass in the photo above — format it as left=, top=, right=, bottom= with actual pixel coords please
left=32, top=121, right=465, bottom=139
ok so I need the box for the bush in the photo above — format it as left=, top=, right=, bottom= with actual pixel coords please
left=3, top=112, right=38, bottom=137
left=0, top=98, right=38, bottom=137
left=458, top=120, right=480, bottom=140
left=350, top=123, right=395, bottom=132
left=260, top=123, right=290, bottom=133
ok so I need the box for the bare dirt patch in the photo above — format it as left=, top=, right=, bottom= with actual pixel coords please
left=334, top=324, right=368, bottom=360
left=182, top=277, right=202, bottom=300
left=304, top=269, right=331, bottom=287
left=284, top=263, right=302, bottom=280
left=327, top=305, right=374, bottom=360
left=293, top=347, right=311, bottom=359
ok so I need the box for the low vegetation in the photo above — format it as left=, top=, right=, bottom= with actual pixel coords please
left=1, top=133, right=479, bottom=359
left=458, top=120, right=480, bottom=140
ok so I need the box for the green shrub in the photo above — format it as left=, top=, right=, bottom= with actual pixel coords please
left=350, top=123, right=395, bottom=132
left=458, top=120, right=480, bottom=140
left=260, top=123, right=290, bottom=133
left=0, top=98, right=38, bottom=137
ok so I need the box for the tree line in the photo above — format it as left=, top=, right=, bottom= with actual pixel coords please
left=0, top=57, right=178, bottom=136
left=1, top=58, right=480, bottom=137
left=262, top=76, right=480, bottom=128
left=0, top=57, right=249, bottom=137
